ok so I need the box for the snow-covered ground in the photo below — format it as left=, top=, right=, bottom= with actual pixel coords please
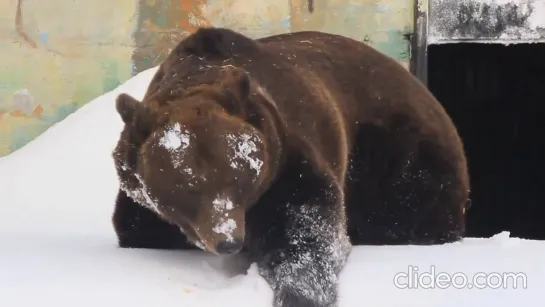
left=0, top=67, right=543, bottom=307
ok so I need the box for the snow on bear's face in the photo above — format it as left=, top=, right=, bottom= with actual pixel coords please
left=113, top=73, right=267, bottom=255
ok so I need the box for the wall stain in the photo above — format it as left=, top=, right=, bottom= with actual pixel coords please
left=429, top=0, right=545, bottom=43
left=14, top=0, right=71, bottom=57
left=15, top=0, right=36, bottom=48
left=451, top=2, right=532, bottom=38
left=308, top=0, right=315, bottom=13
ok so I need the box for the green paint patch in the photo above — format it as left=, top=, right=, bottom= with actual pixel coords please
left=0, top=70, right=28, bottom=110
left=54, top=103, right=81, bottom=122
left=6, top=99, right=83, bottom=153
left=143, top=57, right=151, bottom=68
left=101, top=61, right=122, bottom=92
left=71, top=86, right=98, bottom=109
left=9, top=121, right=47, bottom=153
left=38, top=102, right=81, bottom=125
left=372, top=29, right=411, bottom=62
left=155, top=16, right=166, bottom=27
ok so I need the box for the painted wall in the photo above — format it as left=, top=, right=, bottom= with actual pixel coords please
left=0, top=0, right=414, bottom=157
left=0, top=0, right=137, bottom=155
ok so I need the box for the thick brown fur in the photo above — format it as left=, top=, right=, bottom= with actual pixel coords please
left=111, top=27, right=469, bottom=307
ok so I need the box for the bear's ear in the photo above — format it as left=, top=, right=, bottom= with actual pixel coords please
left=116, top=93, right=141, bottom=124
left=116, top=93, right=154, bottom=137
left=218, top=67, right=251, bottom=115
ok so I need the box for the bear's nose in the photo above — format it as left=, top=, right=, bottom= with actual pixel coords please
left=215, top=238, right=244, bottom=254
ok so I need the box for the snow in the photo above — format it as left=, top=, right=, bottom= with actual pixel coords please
left=213, top=218, right=237, bottom=242
left=131, top=173, right=161, bottom=214
left=0, top=66, right=544, bottom=307
left=226, top=132, right=263, bottom=176
left=213, top=197, right=235, bottom=212
left=159, top=122, right=191, bottom=152
left=159, top=122, right=192, bottom=170
left=212, top=197, right=237, bottom=242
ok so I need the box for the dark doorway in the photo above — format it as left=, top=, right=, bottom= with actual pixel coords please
left=427, top=43, right=545, bottom=240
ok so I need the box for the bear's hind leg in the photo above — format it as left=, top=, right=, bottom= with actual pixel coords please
left=247, top=159, right=351, bottom=307
left=346, top=124, right=467, bottom=245
left=405, top=140, right=467, bottom=244
left=112, top=189, right=197, bottom=250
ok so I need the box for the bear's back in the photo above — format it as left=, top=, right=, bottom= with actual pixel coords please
left=156, top=28, right=448, bottom=131
left=142, top=28, right=460, bottom=178
left=182, top=28, right=451, bottom=174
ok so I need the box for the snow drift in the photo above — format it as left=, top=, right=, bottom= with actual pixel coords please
left=0, top=67, right=543, bottom=307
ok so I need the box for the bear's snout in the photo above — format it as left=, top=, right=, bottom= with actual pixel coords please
left=191, top=202, right=246, bottom=255
left=215, top=238, right=244, bottom=254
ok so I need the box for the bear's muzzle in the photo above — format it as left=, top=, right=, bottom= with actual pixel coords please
left=193, top=206, right=246, bottom=255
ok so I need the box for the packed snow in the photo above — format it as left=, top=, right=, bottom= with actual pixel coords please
left=0, top=66, right=543, bottom=307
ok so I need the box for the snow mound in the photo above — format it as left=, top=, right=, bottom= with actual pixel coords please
left=0, top=67, right=543, bottom=307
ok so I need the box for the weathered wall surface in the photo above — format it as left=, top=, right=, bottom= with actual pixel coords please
left=0, top=0, right=137, bottom=155
left=0, top=0, right=413, bottom=157
left=428, top=0, right=545, bottom=44
left=131, top=0, right=414, bottom=72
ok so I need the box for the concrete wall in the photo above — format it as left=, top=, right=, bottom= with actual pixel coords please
left=0, top=0, right=414, bottom=157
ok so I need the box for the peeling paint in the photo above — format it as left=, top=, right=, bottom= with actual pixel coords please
left=290, top=0, right=413, bottom=63
left=428, top=0, right=545, bottom=44
left=0, top=0, right=135, bottom=155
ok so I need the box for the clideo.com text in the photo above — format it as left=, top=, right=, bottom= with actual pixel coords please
left=393, top=265, right=527, bottom=289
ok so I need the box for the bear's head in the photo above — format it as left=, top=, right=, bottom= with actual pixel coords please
left=113, top=67, right=270, bottom=255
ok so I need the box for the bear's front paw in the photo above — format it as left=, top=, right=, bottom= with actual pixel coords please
left=274, top=286, right=337, bottom=307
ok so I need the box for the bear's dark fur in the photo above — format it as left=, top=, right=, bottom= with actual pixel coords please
left=111, top=27, right=469, bottom=307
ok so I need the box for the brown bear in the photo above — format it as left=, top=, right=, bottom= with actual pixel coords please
left=111, top=27, right=469, bottom=307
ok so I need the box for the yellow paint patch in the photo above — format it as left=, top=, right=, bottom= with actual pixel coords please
left=203, top=0, right=290, bottom=37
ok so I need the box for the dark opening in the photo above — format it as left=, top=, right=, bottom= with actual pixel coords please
left=427, top=43, right=545, bottom=240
